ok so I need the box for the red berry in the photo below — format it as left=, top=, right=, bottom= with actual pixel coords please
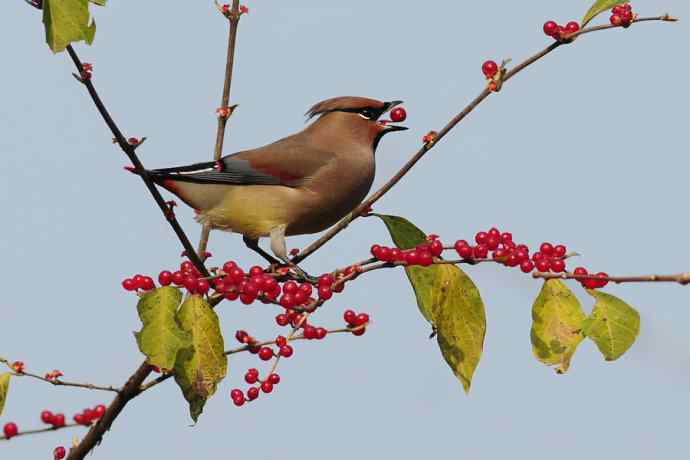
left=536, top=260, right=550, bottom=272
left=245, top=370, right=258, bottom=384
left=279, top=345, right=294, bottom=358
left=565, top=21, right=580, bottom=34
left=275, top=335, right=287, bottom=347
left=620, top=10, right=633, bottom=26
left=247, top=387, right=259, bottom=401
left=610, top=14, right=622, bottom=25
left=230, top=388, right=243, bottom=400
left=550, top=259, right=566, bottom=273
left=428, top=240, right=443, bottom=257
left=195, top=278, right=210, bottom=294
left=543, top=20, right=559, bottom=37
left=318, top=285, right=333, bottom=300
left=303, top=325, right=317, bottom=340
left=418, top=251, right=433, bottom=267
left=486, top=236, right=500, bottom=251
left=475, top=231, right=488, bottom=245
left=51, top=414, right=65, bottom=427
left=315, top=327, right=328, bottom=340
left=235, top=330, right=249, bottom=343
left=158, top=270, right=173, bottom=286
left=54, top=446, right=66, bottom=460
left=279, top=293, right=296, bottom=308
left=172, top=271, right=185, bottom=286
left=574, top=267, right=588, bottom=276
left=261, top=381, right=274, bottom=393
left=229, top=267, right=245, bottom=284
left=390, top=107, right=407, bottom=123
left=93, top=404, right=106, bottom=418
left=318, top=274, right=334, bottom=287
left=554, top=245, right=567, bottom=258
left=344, top=309, right=357, bottom=325
left=482, top=60, right=499, bottom=78
left=352, top=326, right=366, bottom=336
left=222, top=261, right=237, bottom=273
left=258, top=347, right=274, bottom=361
left=268, top=373, right=281, bottom=385
left=404, top=250, right=421, bottom=265
left=73, top=414, right=86, bottom=425
left=520, top=260, right=535, bottom=273
left=355, top=313, right=370, bottom=326
left=501, top=232, right=513, bottom=243
left=41, top=410, right=54, bottom=424
left=539, top=243, right=554, bottom=256
left=180, top=261, right=194, bottom=273
left=275, top=314, right=289, bottom=326
left=473, top=245, right=489, bottom=259
left=3, top=422, right=18, bottom=439
left=122, top=278, right=136, bottom=291
left=595, top=272, right=610, bottom=288
left=239, top=5, right=249, bottom=14
left=456, top=242, right=473, bottom=259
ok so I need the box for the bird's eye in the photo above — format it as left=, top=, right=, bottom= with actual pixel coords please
left=359, top=108, right=376, bottom=120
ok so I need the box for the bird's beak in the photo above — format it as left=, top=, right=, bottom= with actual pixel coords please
left=380, top=100, right=409, bottom=132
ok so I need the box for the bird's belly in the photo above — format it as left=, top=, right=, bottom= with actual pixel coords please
left=199, top=185, right=295, bottom=238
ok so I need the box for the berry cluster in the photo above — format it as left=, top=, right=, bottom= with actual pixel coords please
left=610, top=3, right=634, bottom=27
left=343, top=309, right=370, bottom=336
left=40, top=409, right=67, bottom=428
left=72, top=404, right=106, bottom=426
left=370, top=238, right=443, bottom=267
left=44, top=369, right=64, bottom=382
left=230, top=370, right=280, bottom=407
left=11, top=361, right=25, bottom=373
left=573, top=267, right=610, bottom=289
left=543, top=20, right=580, bottom=40
left=121, top=274, right=156, bottom=292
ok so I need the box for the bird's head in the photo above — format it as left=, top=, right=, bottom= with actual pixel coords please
left=306, top=96, right=408, bottom=151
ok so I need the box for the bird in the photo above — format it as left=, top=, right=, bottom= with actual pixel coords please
left=129, top=96, right=408, bottom=267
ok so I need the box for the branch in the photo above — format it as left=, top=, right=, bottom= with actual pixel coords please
left=196, top=0, right=243, bottom=260
left=292, top=15, right=677, bottom=264
left=64, top=45, right=209, bottom=278
left=65, top=363, right=152, bottom=460
left=533, top=271, right=690, bottom=285
left=0, top=359, right=119, bottom=393
left=0, top=423, right=82, bottom=442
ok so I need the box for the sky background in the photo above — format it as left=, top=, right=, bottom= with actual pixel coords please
left=1, top=1, right=689, bottom=459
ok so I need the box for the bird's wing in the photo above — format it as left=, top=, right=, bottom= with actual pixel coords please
left=149, top=135, right=335, bottom=188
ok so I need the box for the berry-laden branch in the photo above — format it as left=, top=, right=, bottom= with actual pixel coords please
left=196, top=0, right=244, bottom=261
left=0, top=359, right=119, bottom=393
left=534, top=271, right=690, bottom=285
left=64, top=45, right=210, bottom=279
left=291, top=13, right=677, bottom=264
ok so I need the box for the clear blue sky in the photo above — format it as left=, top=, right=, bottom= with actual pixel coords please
left=2, top=1, right=689, bottom=459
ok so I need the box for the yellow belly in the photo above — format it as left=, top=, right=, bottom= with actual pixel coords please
left=198, top=185, right=299, bottom=239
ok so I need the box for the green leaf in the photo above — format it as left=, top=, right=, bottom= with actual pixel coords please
left=134, top=286, right=192, bottom=371
left=0, top=373, right=10, bottom=417
left=530, top=280, right=586, bottom=374
left=582, top=0, right=628, bottom=27
left=434, top=264, right=486, bottom=393
left=174, top=295, right=227, bottom=422
left=43, top=0, right=98, bottom=53
left=375, top=214, right=486, bottom=392
left=583, top=290, right=640, bottom=361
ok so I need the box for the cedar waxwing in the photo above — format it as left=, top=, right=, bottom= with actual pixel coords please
left=130, top=96, right=408, bottom=264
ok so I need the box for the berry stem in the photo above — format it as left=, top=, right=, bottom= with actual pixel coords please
left=0, top=359, right=120, bottom=393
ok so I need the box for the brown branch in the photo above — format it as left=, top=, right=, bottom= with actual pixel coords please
left=196, top=0, right=243, bottom=261
left=0, top=423, right=82, bottom=442
left=65, top=363, right=153, bottom=460
left=292, top=15, right=676, bottom=264
left=533, top=271, right=690, bottom=285
left=65, top=45, right=209, bottom=279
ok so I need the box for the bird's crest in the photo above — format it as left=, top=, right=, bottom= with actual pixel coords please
left=306, top=96, right=385, bottom=120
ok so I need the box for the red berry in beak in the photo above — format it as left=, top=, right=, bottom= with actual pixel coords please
left=390, top=107, right=407, bottom=123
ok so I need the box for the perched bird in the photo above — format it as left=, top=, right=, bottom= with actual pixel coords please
left=130, top=96, right=408, bottom=265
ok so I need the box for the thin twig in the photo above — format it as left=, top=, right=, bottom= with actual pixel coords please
left=65, top=45, right=209, bottom=279
left=0, top=423, right=82, bottom=442
left=0, top=359, right=119, bottom=393
left=196, top=0, right=242, bottom=261
left=292, top=15, right=676, bottom=264
left=533, top=271, right=690, bottom=285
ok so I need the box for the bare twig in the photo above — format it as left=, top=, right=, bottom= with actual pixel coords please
left=292, top=15, right=677, bottom=264
left=0, top=423, right=82, bottom=442
left=65, top=45, right=209, bottom=279
left=196, top=0, right=243, bottom=260
left=533, top=271, right=690, bottom=285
